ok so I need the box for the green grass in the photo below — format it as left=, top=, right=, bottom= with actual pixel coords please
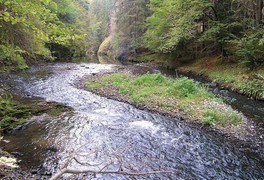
left=178, top=57, right=264, bottom=99
left=259, top=69, right=264, bottom=75
left=202, top=109, right=242, bottom=126
left=86, top=72, right=243, bottom=126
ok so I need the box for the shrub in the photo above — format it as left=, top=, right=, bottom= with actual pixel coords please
left=235, top=33, right=264, bottom=70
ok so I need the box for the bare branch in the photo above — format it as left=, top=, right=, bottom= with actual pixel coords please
left=73, top=157, right=104, bottom=167
left=49, top=168, right=173, bottom=180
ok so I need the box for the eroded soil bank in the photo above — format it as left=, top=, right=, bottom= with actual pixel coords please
left=83, top=63, right=264, bottom=163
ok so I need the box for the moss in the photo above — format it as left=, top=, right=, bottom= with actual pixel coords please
left=0, top=92, right=70, bottom=129
left=98, top=36, right=114, bottom=57
left=46, top=104, right=69, bottom=117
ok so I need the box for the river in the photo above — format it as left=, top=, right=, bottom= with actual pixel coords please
left=0, top=62, right=264, bottom=179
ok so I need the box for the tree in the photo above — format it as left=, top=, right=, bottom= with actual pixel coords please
left=143, top=0, right=211, bottom=53
left=0, top=0, right=81, bottom=68
left=0, top=0, right=93, bottom=68
left=111, top=0, right=149, bottom=59
left=142, top=0, right=264, bottom=69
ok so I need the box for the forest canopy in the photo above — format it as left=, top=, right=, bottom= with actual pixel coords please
left=0, top=0, right=113, bottom=69
left=0, top=0, right=264, bottom=70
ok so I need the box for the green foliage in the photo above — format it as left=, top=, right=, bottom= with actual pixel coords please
left=103, top=73, right=129, bottom=84
left=98, top=37, right=112, bottom=56
left=0, top=0, right=91, bottom=67
left=111, top=0, right=150, bottom=58
left=167, top=78, right=199, bottom=97
left=202, top=110, right=218, bottom=125
left=133, top=73, right=170, bottom=86
left=235, top=33, right=264, bottom=70
left=178, top=56, right=264, bottom=99
left=144, top=0, right=211, bottom=53
left=202, top=109, right=242, bottom=126
left=139, top=0, right=264, bottom=70
left=86, top=82, right=104, bottom=90
left=88, top=73, right=211, bottom=102
left=46, top=103, right=69, bottom=117
left=0, top=92, right=71, bottom=128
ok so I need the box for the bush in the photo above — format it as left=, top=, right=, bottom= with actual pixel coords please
left=235, top=33, right=264, bottom=70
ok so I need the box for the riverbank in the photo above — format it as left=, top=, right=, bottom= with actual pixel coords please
left=83, top=64, right=264, bottom=162
left=0, top=96, right=71, bottom=179
left=0, top=87, right=71, bottom=179
left=0, top=93, right=71, bottom=131
left=176, top=56, right=264, bottom=100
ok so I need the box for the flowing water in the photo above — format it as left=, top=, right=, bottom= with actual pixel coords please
left=1, top=63, right=264, bottom=179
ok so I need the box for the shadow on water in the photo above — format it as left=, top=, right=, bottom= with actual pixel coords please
left=0, top=62, right=264, bottom=179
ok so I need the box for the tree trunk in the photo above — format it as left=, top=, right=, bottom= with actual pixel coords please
left=255, top=0, right=263, bottom=26
left=10, top=24, right=15, bottom=62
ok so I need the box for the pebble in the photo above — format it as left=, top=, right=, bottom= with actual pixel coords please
left=3, top=140, right=10, bottom=143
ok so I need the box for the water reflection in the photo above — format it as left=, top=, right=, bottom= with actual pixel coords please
left=98, top=55, right=121, bottom=65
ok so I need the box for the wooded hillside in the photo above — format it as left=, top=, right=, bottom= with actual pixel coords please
left=1, top=0, right=264, bottom=70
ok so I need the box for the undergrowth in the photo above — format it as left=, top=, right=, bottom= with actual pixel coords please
left=178, top=57, right=264, bottom=99
left=86, top=72, right=243, bottom=126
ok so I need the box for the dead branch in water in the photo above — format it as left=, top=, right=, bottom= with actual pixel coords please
left=49, top=124, right=173, bottom=180
left=49, top=168, right=172, bottom=180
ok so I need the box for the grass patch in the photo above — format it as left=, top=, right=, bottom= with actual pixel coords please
left=202, top=109, right=242, bottom=126
left=86, top=72, right=243, bottom=126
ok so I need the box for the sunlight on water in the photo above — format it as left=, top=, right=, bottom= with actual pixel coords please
left=129, top=120, right=158, bottom=129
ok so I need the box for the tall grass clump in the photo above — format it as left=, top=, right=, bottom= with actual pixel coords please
left=87, top=73, right=212, bottom=101
left=167, top=77, right=199, bottom=97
